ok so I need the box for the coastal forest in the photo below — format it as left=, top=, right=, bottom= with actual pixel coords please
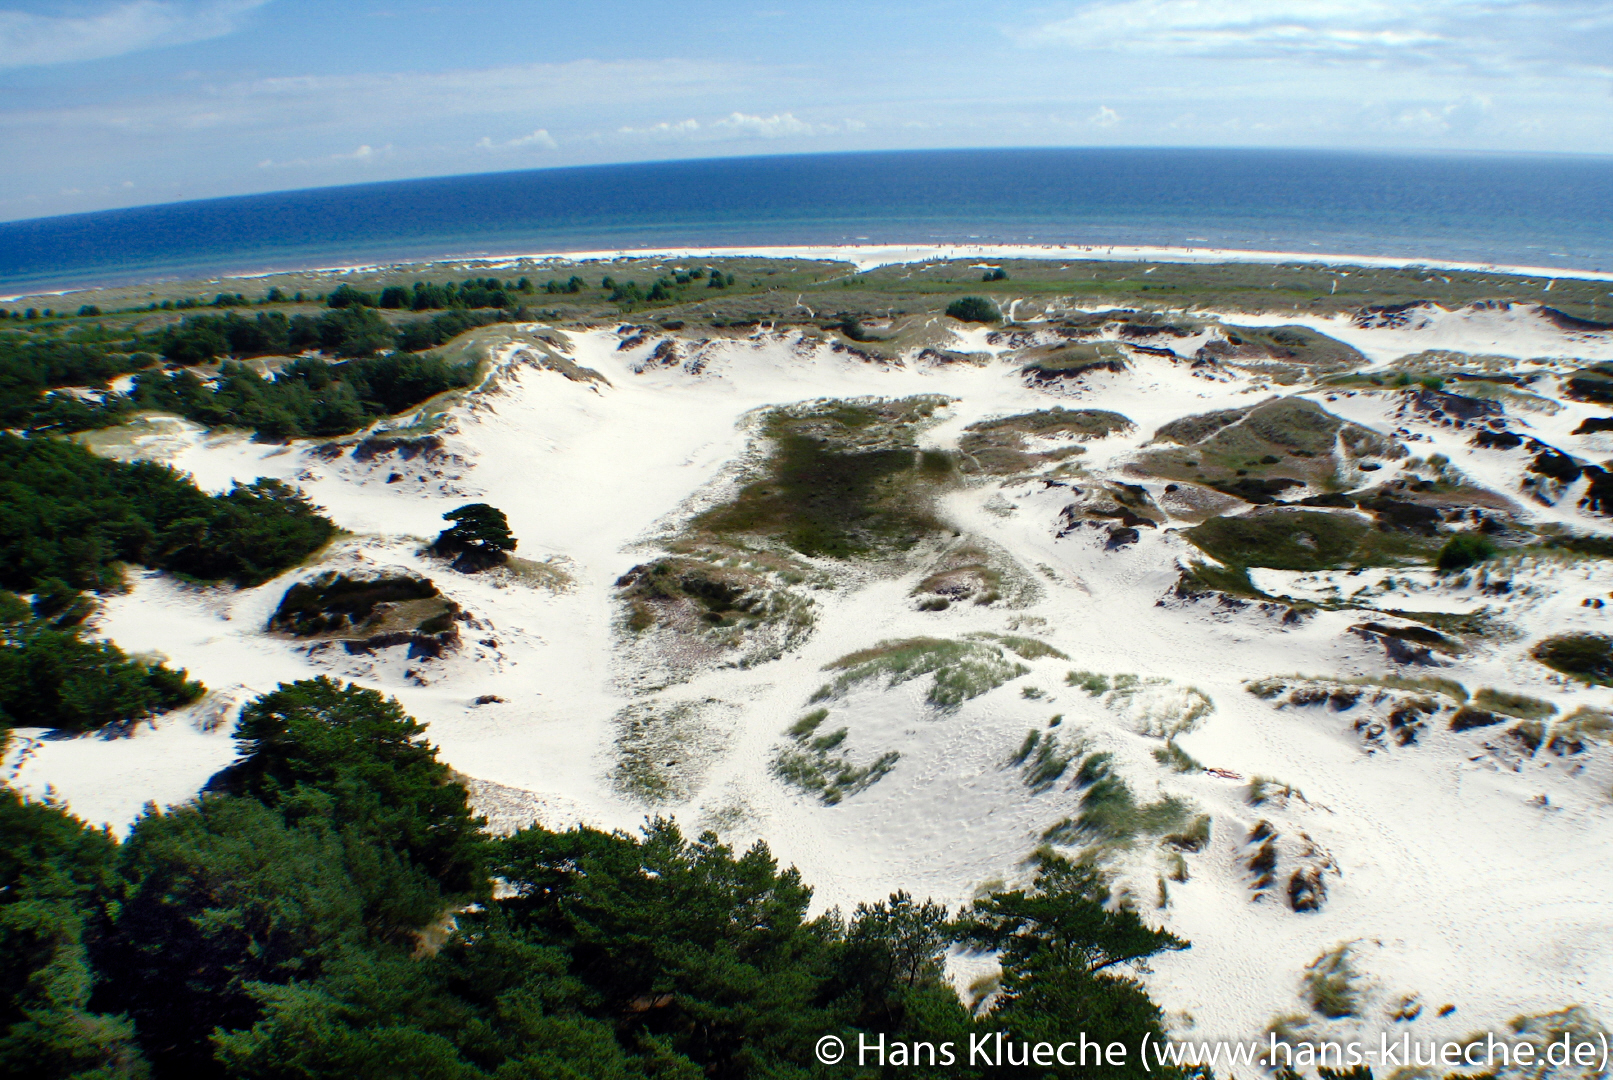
left=4, top=678, right=1192, bottom=1080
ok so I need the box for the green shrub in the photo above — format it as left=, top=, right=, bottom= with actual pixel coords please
left=1304, top=944, right=1361, bottom=1018
left=1436, top=531, right=1496, bottom=573
left=945, top=296, right=1001, bottom=324
left=1532, top=633, right=1613, bottom=683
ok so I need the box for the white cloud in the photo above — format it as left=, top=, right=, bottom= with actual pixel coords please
left=615, top=112, right=839, bottom=142
left=711, top=111, right=821, bottom=138
left=617, top=118, right=702, bottom=139
left=257, top=143, right=393, bottom=169
left=1017, top=0, right=1611, bottom=75
left=476, top=128, right=558, bottom=151
left=1090, top=105, right=1120, bottom=127
left=0, top=0, right=265, bottom=70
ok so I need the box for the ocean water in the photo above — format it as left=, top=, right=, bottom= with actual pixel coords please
left=3, top=147, right=1612, bottom=293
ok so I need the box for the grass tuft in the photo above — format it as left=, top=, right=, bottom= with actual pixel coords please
left=1471, top=688, right=1557, bottom=721
left=814, top=636, right=1033, bottom=708
left=1304, top=944, right=1362, bottom=1019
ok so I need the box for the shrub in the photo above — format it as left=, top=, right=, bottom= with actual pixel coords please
left=1472, top=687, right=1557, bottom=720
left=1532, top=633, right=1613, bottom=683
left=945, top=296, right=1002, bottom=323
left=1436, top=531, right=1496, bottom=573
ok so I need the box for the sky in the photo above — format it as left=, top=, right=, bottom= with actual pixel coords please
left=1, top=0, right=1611, bottom=222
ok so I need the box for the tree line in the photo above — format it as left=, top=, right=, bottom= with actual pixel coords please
left=1, top=308, right=492, bottom=438
left=1, top=676, right=1195, bottom=1080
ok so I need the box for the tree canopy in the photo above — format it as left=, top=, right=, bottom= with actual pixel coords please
left=1, top=678, right=1195, bottom=1080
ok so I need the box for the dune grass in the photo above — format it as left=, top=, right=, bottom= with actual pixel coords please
left=1043, top=752, right=1195, bottom=855
left=1471, top=688, right=1558, bottom=721
left=773, top=706, right=899, bottom=805
left=1304, top=944, right=1362, bottom=1019
left=813, top=636, right=1037, bottom=708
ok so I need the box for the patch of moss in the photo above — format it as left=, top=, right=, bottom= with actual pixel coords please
left=1185, top=509, right=1370, bottom=571
left=1019, top=342, right=1129, bottom=383
left=1208, top=324, right=1367, bottom=375
left=1139, top=397, right=1396, bottom=503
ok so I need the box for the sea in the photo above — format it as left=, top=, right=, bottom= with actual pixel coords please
left=3, top=147, right=1613, bottom=294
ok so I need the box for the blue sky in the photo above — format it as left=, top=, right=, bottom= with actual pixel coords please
left=2, top=0, right=1610, bottom=222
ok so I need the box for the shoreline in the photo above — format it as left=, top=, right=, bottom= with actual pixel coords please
left=8, top=241, right=1613, bottom=303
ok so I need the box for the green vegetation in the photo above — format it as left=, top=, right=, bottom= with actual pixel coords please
left=432, top=502, right=517, bottom=570
left=1199, top=323, right=1366, bottom=379
left=126, top=351, right=478, bottom=440
left=1011, top=729, right=1078, bottom=791
left=1, top=678, right=1194, bottom=1079
left=608, top=698, right=734, bottom=803
left=955, top=855, right=1189, bottom=1080
left=693, top=396, right=953, bottom=560
left=614, top=548, right=818, bottom=671
left=958, top=407, right=1133, bottom=475
left=944, top=296, right=1001, bottom=323
left=1019, top=341, right=1129, bottom=383
left=1184, top=509, right=1436, bottom=571
left=1436, top=531, right=1497, bottom=573
left=1140, top=396, right=1396, bottom=505
left=1152, top=739, right=1202, bottom=773
left=813, top=636, right=1044, bottom=708
left=1044, top=752, right=1195, bottom=856
left=1531, top=633, right=1613, bottom=684
left=3, top=307, right=494, bottom=437
left=1304, top=944, right=1363, bottom=1019
left=268, top=572, right=453, bottom=638
left=0, top=433, right=336, bottom=592
left=334, top=275, right=530, bottom=312
left=773, top=717, right=900, bottom=805
left=1471, top=687, right=1557, bottom=721
left=0, top=434, right=331, bottom=732
left=0, top=589, right=203, bottom=732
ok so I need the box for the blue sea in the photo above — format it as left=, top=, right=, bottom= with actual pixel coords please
left=3, top=147, right=1613, bottom=293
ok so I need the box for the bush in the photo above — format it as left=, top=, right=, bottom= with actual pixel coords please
left=1436, top=531, right=1496, bottom=572
left=1532, top=633, right=1613, bottom=683
left=945, top=296, right=1001, bottom=323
